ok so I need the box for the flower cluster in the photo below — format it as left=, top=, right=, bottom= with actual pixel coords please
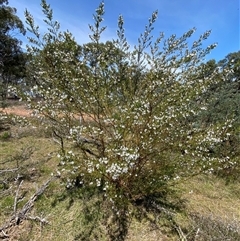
left=24, top=2, right=236, bottom=223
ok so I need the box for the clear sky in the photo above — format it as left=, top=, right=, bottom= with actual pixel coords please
left=10, top=0, right=239, bottom=61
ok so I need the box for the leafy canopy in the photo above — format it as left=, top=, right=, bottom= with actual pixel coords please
left=0, top=0, right=26, bottom=100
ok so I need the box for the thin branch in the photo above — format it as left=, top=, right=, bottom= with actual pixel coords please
left=0, top=177, right=55, bottom=233
left=14, top=180, right=23, bottom=215
left=27, top=215, right=49, bottom=225
left=175, top=225, right=187, bottom=241
left=1, top=230, right=9, bottom=238
left=0, top=168, right=19, bottom=174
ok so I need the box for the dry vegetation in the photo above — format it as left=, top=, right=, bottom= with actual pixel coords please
left=0, top=103, right=240, bottom=240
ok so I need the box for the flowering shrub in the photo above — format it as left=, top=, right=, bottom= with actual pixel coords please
left=24, top=1, right=233, bottom=239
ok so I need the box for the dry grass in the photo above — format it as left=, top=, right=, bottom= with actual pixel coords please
left=176, top=175, right=240, bottom=240
left=180, top=175, right=240, bottom=220
left=0, top=109, right=240, bottom=240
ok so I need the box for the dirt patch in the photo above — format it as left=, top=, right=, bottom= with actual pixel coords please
left=0, top=105, right=33, bottom=117
left=0, top=105, right=98, bottom=123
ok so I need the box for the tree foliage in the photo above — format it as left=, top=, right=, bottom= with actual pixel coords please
left=24, top=1, right=235, bottom=239
left=0, top=0, right=26, bottom=100
left=197, top=52, right=240, bottom=180
left=219, top=51, right=240, bottom=81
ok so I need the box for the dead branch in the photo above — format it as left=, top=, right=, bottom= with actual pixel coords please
left=175, top=225, right=187, bottom=241
left=1, top=229, right=9, bottom=239
left=0, top=168, right=19, bottom=174
left=13, top=180, right=24, bottom=215
left=0, top=177, right=55, bottom=235
left=27, top=215, right=49, bottom=225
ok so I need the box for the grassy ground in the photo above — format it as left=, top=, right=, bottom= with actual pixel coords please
left=0, top=109, right=240, bottom=240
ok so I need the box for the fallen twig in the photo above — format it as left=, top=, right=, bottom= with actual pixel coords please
left=14, top=180, right=24, bottom=215
left=0, top=177, right=55, bottom=236
left=0, top=168, right=19, bottom=174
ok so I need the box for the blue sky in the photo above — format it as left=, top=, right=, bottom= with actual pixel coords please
left=10, top=0, right=239, bottom=61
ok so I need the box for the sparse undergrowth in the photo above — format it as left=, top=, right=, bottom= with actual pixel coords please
left=0, top=112, right=239, bottom=240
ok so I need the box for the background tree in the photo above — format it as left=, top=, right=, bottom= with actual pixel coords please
left=0, top=0, right=26, bottom=101
left=197, top=52, right=240, bottom=180
left=25, top=1, right=234, bottom=240
left=218, top=51, right=240, bottom=81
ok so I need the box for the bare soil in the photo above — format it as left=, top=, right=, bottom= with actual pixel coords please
left=0, top=105, right=33, bottom=117
left=0, top=103, right=97, bottom=122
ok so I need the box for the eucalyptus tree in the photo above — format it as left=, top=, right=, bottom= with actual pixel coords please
left=0, top=0, right=26, bottom=100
